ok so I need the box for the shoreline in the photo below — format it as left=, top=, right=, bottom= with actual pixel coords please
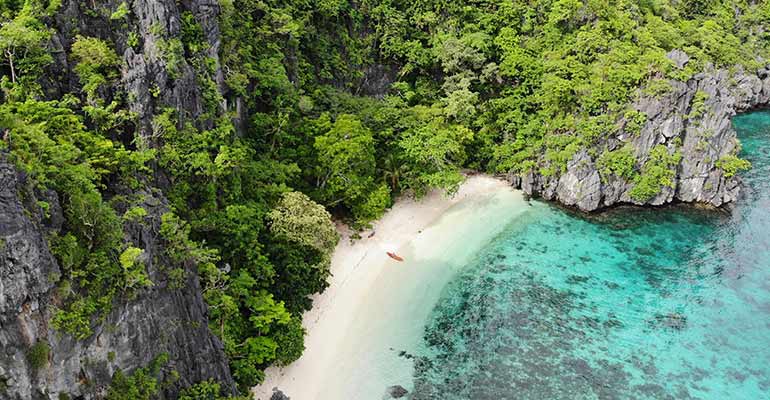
left=252, top=175, right=529, bottom=400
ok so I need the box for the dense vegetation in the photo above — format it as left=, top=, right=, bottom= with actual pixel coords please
left=1, top=0, right=767, bottom=395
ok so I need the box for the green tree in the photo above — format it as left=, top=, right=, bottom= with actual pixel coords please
left=399, top=112, right=473, bottom=196
left=314, top=113, right=386, bottom=222
left=272, top=316, right=305, bottom=366
left=267, top=191, right=338, bottom=313
left=179, top=379, right=249, bottom=400
left=106, top=354, right=168, bottom=400
left=630, top=145, right=683, bottom=201
left=716, top=154, right=751, bottom=178
left=70, top=35, right=121, bottom=101
left=597, top=145, right=637, bottom=182
left=118, top=246, right=152, bottom=291
left=268, top=191, right=338, bottom=255
left=0, top=3, right=51, bottom=85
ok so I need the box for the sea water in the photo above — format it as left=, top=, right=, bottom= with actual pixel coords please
left=312, top=180, right=530, bottom=400
left=408, top=112, right=770, bottom=399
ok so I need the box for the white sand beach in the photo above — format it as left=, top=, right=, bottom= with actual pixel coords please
left=253, top=175, right=530, bottom=400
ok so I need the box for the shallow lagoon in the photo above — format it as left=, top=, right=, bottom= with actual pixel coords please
left=409, top=112, right=770, bottom=399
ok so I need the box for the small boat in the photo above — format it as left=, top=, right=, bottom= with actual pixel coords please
left=386, top=252, right=404, bottom=262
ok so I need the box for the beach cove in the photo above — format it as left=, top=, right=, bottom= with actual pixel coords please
left=4, top=2, right=770, bottom=398
left=255, top=112, right=770, bottom=399
left=404, top=112, right=770, bottom=399
left=253, top=176, right=530, bottom=399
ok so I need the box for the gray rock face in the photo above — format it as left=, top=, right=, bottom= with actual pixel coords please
left=270, top=388, right=291, bottom=400
left=511, top=60, right=770, bottom=211
left=357, top=63, right=400, bottom=98
left=47, top=0, right=225, bottom=139
left=556, top=150, right=602, bottom=212
left=666, top=49, right=690, bottom=69
left=0, top=161, right=61, bottom=399
left=1, top=0, right=236, bottom=398
left=0, top=160, right=235, bottom=399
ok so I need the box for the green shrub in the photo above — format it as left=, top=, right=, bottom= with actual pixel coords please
left=597, top=146, right=637, bottom=181
left=643, top=79, right=674, bottom=98
left=127, top=31, right=139, bottom=49
left=630, top=145, right=682, bottom=201
left=167, top=267, right=187, bottom=289
left=70, top=36, right=120, bottom=101
left=122, top=206, right=148, bottom=222
left=179, top=380, right=223, bottom=400
left=119, top=247, right=143, bottom=269
left=623, top=110, right=647, bottom=136
left=26, top=341, right=50, bottom=370
left=119, top=247, right=152, bottom=291
left=543, top=134, right=582, bottom=175
left=716, top=154, right=751, bottom=178
left=110, top=3, right=130, bottom=20
left=158, top=38, right=184, bottom=79
left=106, top=353, right=168, bottom=400
left=149, top=84, right=161, bottom=98
left=179, top=380, right=249, bottom=400
left=687, top=90, right=709, bottom=120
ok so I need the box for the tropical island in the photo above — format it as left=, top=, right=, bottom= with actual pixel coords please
left=0, top=0, right=768, bottom=399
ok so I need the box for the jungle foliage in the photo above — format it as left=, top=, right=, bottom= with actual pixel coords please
left=0, top=0, right=767, bottom=394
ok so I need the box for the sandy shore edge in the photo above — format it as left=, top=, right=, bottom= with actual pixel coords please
left=252, top=175, right=522, bottom=399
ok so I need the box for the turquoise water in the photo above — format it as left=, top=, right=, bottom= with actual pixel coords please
left=409, top=112, right=770, bottom=399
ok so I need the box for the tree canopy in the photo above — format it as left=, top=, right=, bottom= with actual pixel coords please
left=0, top=0, right=766, bottom=394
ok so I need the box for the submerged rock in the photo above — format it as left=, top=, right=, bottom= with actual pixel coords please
left=386, top=385, right=409, bottom=398
left=653, top=313, right=688, bottom=331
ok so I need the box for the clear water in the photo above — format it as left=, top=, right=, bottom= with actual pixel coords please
left=408, top=112, right=770, bottom=399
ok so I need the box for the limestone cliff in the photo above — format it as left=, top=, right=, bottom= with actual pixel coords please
left=512, top=54, right=770, bottom=211
left=0, top=0, right=235, bottom=398
left=0, top=160, right=235, bottom=399
left=46, top=0, right=224, bottom=137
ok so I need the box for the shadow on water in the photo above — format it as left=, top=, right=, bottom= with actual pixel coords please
left=407, top=112, right=770, bottom=400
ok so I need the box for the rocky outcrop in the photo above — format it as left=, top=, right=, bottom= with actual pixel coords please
left=46, top=0, right=224, bottom=138
left=1, top=1, right=236, bottom=399
left=356, top=63, right=400, bottom=98
left=0, top=159, right=235, bottom=399
left=512, top=55, right=770, bottom=211
left=270, top=388, right=291, bottom=400
left=0, top=161, right=61, bottom=399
